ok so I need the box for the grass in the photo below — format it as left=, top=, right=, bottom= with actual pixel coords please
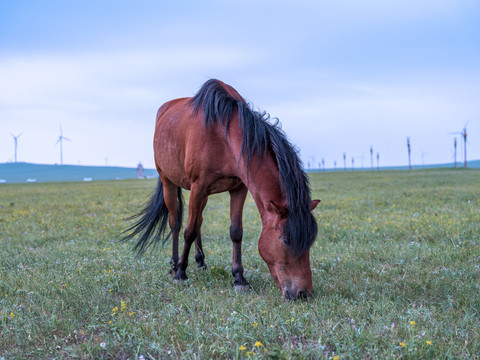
left=1, top=169, right=479, bottom=359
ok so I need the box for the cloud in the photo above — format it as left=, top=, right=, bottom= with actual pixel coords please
left=1, top=0, right=479, bottom=167
left=0, top=46, right=262, bottom=166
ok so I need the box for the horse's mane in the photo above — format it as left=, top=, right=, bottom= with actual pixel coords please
left=190, top=79, right=317, bottom=256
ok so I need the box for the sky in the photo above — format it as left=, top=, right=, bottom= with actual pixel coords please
left=1, top=0, right=479, bottom=169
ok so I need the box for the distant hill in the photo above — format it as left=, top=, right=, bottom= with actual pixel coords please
left=0, top=162, right=158, bottom=183
left=1, top=160, right=478, bottom=184
left=309, top=159, right=480, bottom=172
left=374, top=159, right=480, bottom=171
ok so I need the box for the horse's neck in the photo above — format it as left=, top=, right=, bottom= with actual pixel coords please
left=226, top=115, right=285, bottom=221
left=240, top=153, right=285, bottom=221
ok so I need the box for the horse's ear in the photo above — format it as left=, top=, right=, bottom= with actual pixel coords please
left=269, top=201, right=289, bottom=218
left=310, top=199, right=321, bottom=211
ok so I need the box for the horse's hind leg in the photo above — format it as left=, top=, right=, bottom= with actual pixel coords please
left=175, top=185, right=207, bottom=281
left=162, top=179, right=181, bottom=275
left=229, top=184, right=250, bottom=291
left=194, top=198, right=208, bottom=269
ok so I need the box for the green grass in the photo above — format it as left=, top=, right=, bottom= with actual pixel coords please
left=1, top=169, right=479, bottom=359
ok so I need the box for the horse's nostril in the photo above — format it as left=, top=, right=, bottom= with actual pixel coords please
left=284, top=290, right=294, bottom=300
left=297, top=290, right=309, bottom=300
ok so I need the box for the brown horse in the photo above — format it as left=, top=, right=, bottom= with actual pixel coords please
left=125, top=79, right=320, bottom=300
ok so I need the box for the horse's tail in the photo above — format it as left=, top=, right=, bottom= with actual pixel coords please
left=122, top=178, right=183, bottom=255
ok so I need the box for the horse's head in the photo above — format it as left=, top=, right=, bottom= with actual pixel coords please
left=258, top=199, right=320, bottom=300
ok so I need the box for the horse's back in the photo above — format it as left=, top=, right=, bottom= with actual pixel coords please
left=154, top=97, right=243, bottom=192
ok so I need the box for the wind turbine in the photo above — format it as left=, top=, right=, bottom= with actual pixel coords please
left=55, top=126, right=71, bottom=165
left=461, top=124, right=468, bottom=168
left=452, top=137, right=457, bottom=168
left=370, top=146, right=374, bottom=171
left=407, top=137, right=412, bottom=170
left=11, top=133, right=22, bottom=163
left=449, top=122, right=469, bottom=168
left=309, top=154, right=316, bottom=170
left=358, top=153, right=366, bottom=168
left=419, top=149, right=428, bottom=166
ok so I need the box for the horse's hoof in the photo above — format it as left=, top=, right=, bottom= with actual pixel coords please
left=174, top=269, right=188, bottom=281
left=233, top=283, right=251, bottom=293
left=197, top=263, right=207, bottom=270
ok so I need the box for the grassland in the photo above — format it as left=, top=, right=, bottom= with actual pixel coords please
left=1, top=169, right=479, bottom=359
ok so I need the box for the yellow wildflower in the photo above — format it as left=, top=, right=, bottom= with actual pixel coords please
left=239, top=345, right=246, bottom=351
left=333, top=356, right=340, bottom=360
left=10, top=312, right=15, bottom=319
left=410, top=320, right=416, bottom=326
left=426, top=340, right=432, bottom=345
left=254, top=341, right=263, bottom=347
left=252, top=321, right=258, bottom=328
left=399, top=342, right=406, bottom=347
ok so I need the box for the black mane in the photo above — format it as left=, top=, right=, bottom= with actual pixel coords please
left=190, top=79, right=317, bottom=256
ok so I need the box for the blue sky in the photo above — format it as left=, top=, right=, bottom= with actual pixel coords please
left=1, top=0, right=479, bottom=169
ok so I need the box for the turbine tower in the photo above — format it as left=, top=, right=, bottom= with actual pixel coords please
left=55, top=126, right=71, bottom=165
left=420, top=149, right=428, bottom=166
left=453, top=137, right=457, bottom=168
left=370, top=146, right=373, bottom=171
left=407, top=137, right=411, bottom=170
left=449, top=122, right=468, bottom=168
left=461, top=125, right=467, bottom=168
left=11, top=133, right=22, bottom=163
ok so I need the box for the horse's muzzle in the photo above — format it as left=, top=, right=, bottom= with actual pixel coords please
left=283, top=288, right=312, bottom=301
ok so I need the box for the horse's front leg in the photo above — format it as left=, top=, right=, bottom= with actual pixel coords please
left=194, top=198, right=208, bottom=270
left=229, top=184, right=250, bottom=291
left=174, top=186, right=207, bottom=281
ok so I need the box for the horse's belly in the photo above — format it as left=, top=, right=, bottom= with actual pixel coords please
left=205, top=176, right=243, bottom=194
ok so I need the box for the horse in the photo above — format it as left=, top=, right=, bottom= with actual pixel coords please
left=124, top=79, right=320, bottom=300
